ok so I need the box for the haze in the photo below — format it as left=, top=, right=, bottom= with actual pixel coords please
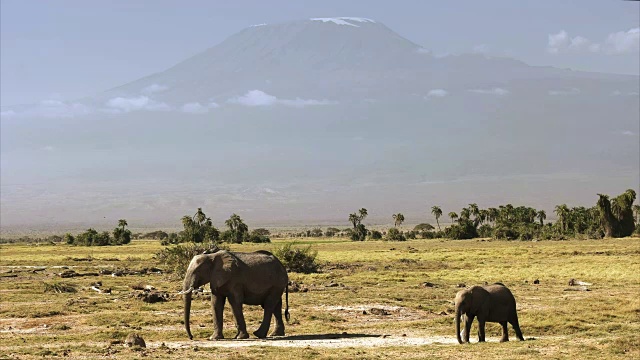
left=1, top=1, right=639, bottom=231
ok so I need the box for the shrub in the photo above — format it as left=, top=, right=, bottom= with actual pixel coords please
left=74, top=229, right=111, bottom=246
left=309, top=228, right=323, bottom=237
left=64, top=233, right=75, bottom=244
left=273, top=243, right=319, bottom=274
left=420, top=230, right=436, bottom=239
left=445, top=219, right=478, bottom=240
left=144, top=231, right=169, bottom=240
left=252, top=228, right=271, bottom=237
left=414, top=223, right=435, bottom=231
left=325, top=227, right=340, bottom=237
left=386, top=228, right=406, bottom=241
left=405, top=230, right=417, bottom=239
left=246, top=232, right=271, bottom=243
left=154, top=242, right=227, bottom=278
left=477, top=224, right=493, bottom=238
left=350, top=224, right=367, bottom=241
left=369, top=230, right=383, bottom=240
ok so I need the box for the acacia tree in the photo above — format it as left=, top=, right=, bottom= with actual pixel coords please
left=431, top=206, right=442, bottom=231
left=392, top=213, right=405, bottom=228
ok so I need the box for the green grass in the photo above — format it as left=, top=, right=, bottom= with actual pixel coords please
left=0, top=237, right=639, bottom=359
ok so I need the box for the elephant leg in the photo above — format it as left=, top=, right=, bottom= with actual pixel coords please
left=254, top=291, right=279, bottom=338
left=228, top=295, right=249, bottom=339
left=510, top=317, right=525, bottom=341
left=270, top=299, right=285, bottom=337
left=499, top=321, right=509, bottom=342
left=209, top=295, right=225, bottom=340
left=477, top=319, right=486, bottom=342
left=464, top=314, right=474, bottom=343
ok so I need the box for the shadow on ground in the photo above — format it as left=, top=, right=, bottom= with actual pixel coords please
left=269, top=333, right=381, bottom=341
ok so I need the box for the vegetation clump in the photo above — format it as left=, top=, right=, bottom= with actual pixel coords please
left=273, top=243, right=319, bottom=274
left=348, top=208, right=368, bottom=241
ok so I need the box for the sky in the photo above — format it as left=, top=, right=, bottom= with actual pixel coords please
left=1, top=0, right=639, bottom=106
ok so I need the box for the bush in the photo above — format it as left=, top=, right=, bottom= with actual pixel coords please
left=325, top=227, right=340, bottom=237
left=154, top=242, right=226, bottom=278
left=445, top=219, right=478, bottom=240
left=369, top=230, right=383, bottom=240
left=144, top=231, right=169, bottom=240
left=309, top=228, right=323, bottom=237
left=477, top=224, right=493, bottom=238
left=252, top=228, right=271, bottom=237
left=112, top=228, right=132, bottom=245
left=246, top=233, right=271, bottom=243
left=64, top=233, right=75, bottom=244
left=273, top=243, right=319, bottom=274
left=386, top=228, right=406, bottom=241
left=420, top=230, right=436, bottom=239
left=414, top=223, right=435, bottom=231
left=350, top=224, right=367, bottom=241
left=405, top=230, right=417, bottom=239
left=74, top=229, right=111, bottom=246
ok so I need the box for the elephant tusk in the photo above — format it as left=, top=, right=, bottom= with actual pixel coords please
left=178, top=287, right=194, bottom=295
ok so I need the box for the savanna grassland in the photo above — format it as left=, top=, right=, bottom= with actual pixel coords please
left=1, top=237, right=639, bottom=359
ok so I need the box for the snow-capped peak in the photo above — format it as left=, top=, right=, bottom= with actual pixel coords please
left=250, top=23, right=267, bottom=27
left=310, top=17, right=376, bottom=27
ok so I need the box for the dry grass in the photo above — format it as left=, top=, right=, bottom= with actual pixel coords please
left=0, top=237, right=639, bottom=359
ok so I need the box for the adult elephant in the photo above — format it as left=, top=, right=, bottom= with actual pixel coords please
left=454, top=283, right=524, bottom=344
left=180, top=250, right=289, bottom=340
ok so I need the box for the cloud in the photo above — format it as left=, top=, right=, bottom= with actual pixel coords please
left=469, top=88, right=510, bottom=96
left=472, top=44, right=489, bottom=54
left=621, top=130, right=636, bottom=136
left=548, top=88, right=580, bottom=96
left=181, top=102, right=210, bottom=114
left=42, top=146, right=54, bottom=151
left=106, top=96, right=171, bottom=113
left=426, top=89, right=449, bottom=98
left=547, top=30, right=569, bottom=54
left=227, top=90, right=336, bottom=108
left=141, top=84, right=169, bottom=94
left=0, top=110, right=17, bottom=118
left=208, top=101, right=220, bottom=109
left=547, top=27, right=639, bottom=55
left=416, top=47, right=430, bottom=54
left=1, top=100, right=93, bottom=119
left=604, top=27, right=640, bottom=54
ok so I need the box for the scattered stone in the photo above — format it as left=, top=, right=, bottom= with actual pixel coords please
left=402, top=334, right=407, bottom=337
left=369, top=308, right=390, bottom=316
left=124, top=333, right=146, bottom=348
left=58, top=270, right=78, bottom=278
left=457, top=283, right=466, bottom=288
left=421, top=282, right=436, bottom=288
left=288, top=281, right=309, bottom=293
left=90, top=281, right=102, bottom=287
left=110, top=340, right=123, bottom=345
left=325, top=282, right=340, bottom=287
left=99, top=269, right=113, bottom=275
left=362, top=310, right=367, bottom=315
left=568, top=279, right=592, bottom=286
left=132, top=290, right=169, bottom=303
left=533, top=279, right=540, bottom=284
left=341, top=332, right=348, bottom=336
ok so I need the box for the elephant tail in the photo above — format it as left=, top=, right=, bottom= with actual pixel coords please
left=284, top=283, right=290, bottom=323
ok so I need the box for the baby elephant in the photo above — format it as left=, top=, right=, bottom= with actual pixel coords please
left=454, top=283, right=524, bottom=344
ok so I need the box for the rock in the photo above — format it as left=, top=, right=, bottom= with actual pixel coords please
left=59, top=270, right=77, bottom=278
left=533, top=279, right=540, bottom=284
left=369, top=308, right=389, bottom=316
left=99, top=269, right=113, bottom=275
left=362, top=310, right=367, bottom=315
left=325, top=282, right=340, bottom=287
left=457, top=283, right=466, bottom=288
left=124, top=333, right=146, bottom=348
left=421, top=282, right=436, bottom=288
left=568, top=278, right=576, bottom=286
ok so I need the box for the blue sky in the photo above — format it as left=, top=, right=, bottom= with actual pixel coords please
left=1, top=0, right=638, bottom=106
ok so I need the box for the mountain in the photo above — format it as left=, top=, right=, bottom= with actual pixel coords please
left=1, top=17, right=638, bottom=230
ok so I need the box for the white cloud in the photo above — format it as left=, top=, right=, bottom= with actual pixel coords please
left=416, top=47, right=430, bottom=54
left=548, top=88, right=580, bottom=96
left=426, top=89, right=449, bottom=98
left=227, top=90, right=336, bottom=108
left=141, top=84, right=169, bottom=94
left=469, top=88, right=510, bottom=96
left=547, top=30, right=569, bottom=53
left=604, top=27, right=640, bottom=54
left=6, top=100, right=93, bottom=119
left=181, top=102, right=209, bottom=114
left=621, top=130, right=636, bottom=136
left=472, top=44, right=489, bottom=54
left=106, top=96, right=171, bottom=113
left=310, top=17, right=375, bottom=27
left=42, top=146, right=54, bottom=151
left=208, top=101, right=220, bottom=108
left=547, top=27, right=639, bottom=55
left=0, top=110, right=17, bottom=118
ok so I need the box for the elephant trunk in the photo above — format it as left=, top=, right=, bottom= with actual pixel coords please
left=455, top=306, right=463, bottom=344
left=184, top=289, right=193, bottom=340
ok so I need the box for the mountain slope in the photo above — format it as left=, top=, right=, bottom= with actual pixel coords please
left=1, top=17, right=638, bottom=229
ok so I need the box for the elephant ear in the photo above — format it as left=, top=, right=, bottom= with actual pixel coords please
left=212, top=251, right=239, bottom=289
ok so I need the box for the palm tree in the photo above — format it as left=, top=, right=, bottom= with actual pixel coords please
left=359, top=208, right=368, bottom=221
left=431, top=206, right=442, bottom=231
left=554, top=204, right=570, bottom=232
left=536, top=210, right=546, bottom=226
left=118, top=219, right=128, bottom=232
left=193, top=208, right=207, bottom=225
left=448, top=212, right=458, bottom=224
left=633, top=204, right=640, bottom=225
left=468, top=203, right=480, bottom=220
left=392, top=213, right=405, bottom=228
left=460, top=208, right=471, bottom=220
left=349, top=213, right=360, bottom=228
